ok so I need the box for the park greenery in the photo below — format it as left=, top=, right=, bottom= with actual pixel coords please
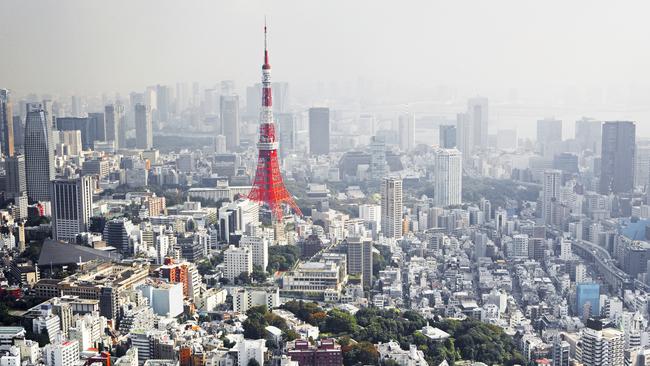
left=280, top=301, right=526, bottom=366
left=267, top=245, right=300, bottom=273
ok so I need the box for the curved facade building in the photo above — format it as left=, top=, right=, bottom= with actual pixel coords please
left=24, top=103, right=54, bottom=201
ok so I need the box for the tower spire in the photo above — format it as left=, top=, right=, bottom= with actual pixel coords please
left=263, top=18, right=270, bottom=69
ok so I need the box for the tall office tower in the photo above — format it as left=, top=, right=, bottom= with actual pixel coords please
left=468, top=97, right=488, bottom=150
left=542, top=169, right=561, bottom=225
left=536, top=118, right=562, bottom=155
left=346, top=237, right=373, bottom=289
left=134, top=104, right=153, bottom=150
left=398, top=113, right=415, bottom=152
left=105, top=104, right=125, bottom=149
left=219, top=95, right=240, bottom=151
left=272, top=82, right=289, bottom=113
left=24, top=103, right=55, bottom=201
left=50, top=176, right=94, bottom=242
left=214, top=135, right=227, bottom=154
left=381, top=177, right=403, bottom=239
left=309, top=107, right=330, bottom=155
left=71, top=96, right=82, bottom=117
left=5, top=154, right=27, bottom=219
left=156, top=85, right=170, bottom=123
left=439, top=124, right=456, bottom=148
left=42, top=99, right=54, bottom=129
left=575, top=117, right=602, bottom=154
left=369, top=136, right=388, bottom=182
left=56, top=117, right=97, bottom=150
left=88, top=112, right=106, bottom=142
left=580, top=319, right=624, bottom=366
left=635, top=139, right=650, bottom=188
left=247, top=24, right=302, bottom=221
left=0, top=89, right=14, bottom=157
left=276, top=113, right=296, bottom=158
left=13, top=116, right=24, bottom=153
left=456, top=112, right=472, bottom=160
left=246, top=85, right=261, bottom=117
left=600, top=121, right=636, bottom=194
left=434, top=148, right=462, bottom=207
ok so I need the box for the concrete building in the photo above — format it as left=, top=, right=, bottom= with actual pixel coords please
left=309, top=107, right=330, bottom=155
left=233, top=287, right=280, bottom=313
left=433, top=148, right=462, bottom=207
left=239, top=236, right=269, bottom=270
left=346, top=237, right=373, bottom=289
left=600, top=121, right=635, bottom=194
left=381, top=177, right=403, bottom=239
left=542, top=169, right=562, bottom=225
left=224, top=245, right=252, bottom=282
left=220, top=95, right=239, bottom=151
left=50, top=176, right=94, bottom=242
left=135, top=103, right=153, bottom=150
left=398, top=112, right=415, bottom=152
left=137, top=282, right=184, bottom=317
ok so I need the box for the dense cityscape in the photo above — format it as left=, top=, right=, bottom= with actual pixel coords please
left=2, top=2, right=650, bottom=366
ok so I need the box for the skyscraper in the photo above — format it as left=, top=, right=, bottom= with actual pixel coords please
left=381, top=177, right=403, bottom=239
left=575, top=117, right=601, bottom=154
left=0, top=89, right=14, bottom=157
left=50, top=176, right=94, bottom=242
left=468, top=97, right=488, bottom=150
left=276, top=112, right=296, bottom=158
left=398, top=112, right=415, bottom=152
left=580, top=319, right=624, bottom=366
left=5, top=154, right=27, bottom=219
left=135, top=103, right=153, bottom=150
left=309, top=107, right=330, bottom=155
left=24, top=103, right=54, bottom=201
left=369, top=136, right=387, bottom=182
left=542, top=169, right=562, bottom=225
left=434, top=148, right=463, bottom=207
left=456, top=112, right=472, bottom=160
left=439, top=124, right=456, bottom=148
left=599, top=121, right=635, bottom=194
left=88, top=112, right=106, bottom=142
left=346, top=237, right=373, bottom=289
left=156, top=85, right=171, bottom=124
left=537, top=118, right=562, bottom=155
left=105, top=104, right=125, bottom=149
left=56, top=117, right=97, bottom=150
left=220, top=95, right=240, bottom=151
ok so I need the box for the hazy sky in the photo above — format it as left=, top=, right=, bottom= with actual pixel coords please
left=2, top=0, right=650, bottom=100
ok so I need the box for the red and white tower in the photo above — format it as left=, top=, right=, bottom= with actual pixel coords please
left=247, top=24, right=302, bottom=221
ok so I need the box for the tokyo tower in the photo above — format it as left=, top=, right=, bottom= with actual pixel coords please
left=247, top=23, right=303, bottom=221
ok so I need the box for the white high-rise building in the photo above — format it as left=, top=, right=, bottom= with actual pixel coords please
left=359, top=204, right=381, bottom=229
left=240, top=236, right=269, bottom=270
left=560, top=239, right=572, bottom=261
left=233, top=287, right=280, bottom=313
left=50, top=176, right=94, bottom=242
left=434, top=148, right=462, bottom=207
left=579, top=320, right=624, bottom=366
left=155, top=235, right=170, bottom=265
left=381, top=177, right=403, bottom=239
left=43, top=339, right=79, bottom=366
left=236, top=339, right=267, bottom=366
left=542, top=169, right=562, bottom=225
left=398, top=112, right=415, bottom=152
left=224, top=245, right=253, bottom=281
left=510, top=234, right=529, bottom=258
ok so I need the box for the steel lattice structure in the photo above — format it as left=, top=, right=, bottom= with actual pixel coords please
left=247, top=24, right=302, bottom=221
